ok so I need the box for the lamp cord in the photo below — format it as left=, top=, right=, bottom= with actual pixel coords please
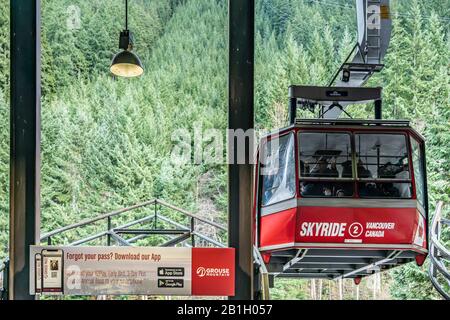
left=125, top=0, right=128, bottom=30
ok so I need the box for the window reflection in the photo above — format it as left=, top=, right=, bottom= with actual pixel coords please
left=411, top=138, right=425, bottom=206
left=299, top=132, right=353, bottom=197
left=261, top=134, right=295, bottom=206
left=356, top=134, right=412, bottom=198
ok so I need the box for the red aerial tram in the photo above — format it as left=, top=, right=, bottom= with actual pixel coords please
left=254, top=86, right=428, bottom=283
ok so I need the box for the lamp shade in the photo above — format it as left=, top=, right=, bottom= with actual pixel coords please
left=110, top=50, right=144, bottom=77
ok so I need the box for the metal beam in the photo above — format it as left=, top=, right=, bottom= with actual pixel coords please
left=228, top=0, right=254, bottom=300
left=114, top=229, right=189, bottom=235
left=296, top=257, right=371, bottom=264
left=109, top=232, right=132, bottom=246
left=69, top=232, right=108, bottom=246
left=336, top=251, right=402, bottom=280
left=161, top=233, right=191, bottom=247
left=283, top=249, right=308, bottom=271
left=276, top=273, right=338, bottom=279
left=192, top=231, right=226, bottom=248
left=271, top=250, right=297, bottom=257
left=268, top=257, right=292, bottom=264
left=305, top=249, right=388, bottom=259
left=9, top=0, right=41, bottom=300
left=288, top=264, right=357, bottom=270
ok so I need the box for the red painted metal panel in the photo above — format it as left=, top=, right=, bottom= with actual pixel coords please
left=412, top=210, right=427, bottom=249
left=191, top=248, right=235, bottom=296
left=259, top=208, right=297, bottom=248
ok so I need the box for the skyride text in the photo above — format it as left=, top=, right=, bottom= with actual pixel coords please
left=299, top=222, right=396, bottom=238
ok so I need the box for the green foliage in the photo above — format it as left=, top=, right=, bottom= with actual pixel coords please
left=390, top=261, right=441, bottom=300
left=0, top=1, right=9, bottom=94
left=40, top=0, right=173, bottom=94
left=0, top=90, right=8, bottom=258
left=270, top=278, right=308, bottom=300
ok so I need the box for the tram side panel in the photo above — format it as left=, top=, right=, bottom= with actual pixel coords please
left=295, top=206, right=427, bottom=251
left=258, top=205, right=427, bottom=253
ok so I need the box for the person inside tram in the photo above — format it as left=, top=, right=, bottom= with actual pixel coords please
left=378, top=161, right=399, bottom=179
left=340, top=160, right=352, bottom=179
left=337, top=160, right=352, bottom=197
left=300, top=160, right=308, bottom=177
left=338, top=158, right=373, bottom=197
left=302, top=157, right=338, bottom=196
left=357, top=159, right=372, bottom=178
left=353, top=157, right=377, bottom=196
left=394, top=159, right=411, bottom=197
left=377, top=162, right=401, bottom=197
left=379, top=182, right=401, bottom=198
left=341, top=157, right=372, bottom=179
left=309, top=156, right=339, bottom=178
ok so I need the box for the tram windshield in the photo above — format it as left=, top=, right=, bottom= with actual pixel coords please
left=356, top=133, right=411, bottom=198
left=261, top=133, right=296, bottom=206
left=299, top=132, right=353, bottom=197
left=411, top=138, right=426, bottom=208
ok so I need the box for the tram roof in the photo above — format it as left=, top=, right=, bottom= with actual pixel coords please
left=261, top=118, right=425, bottom=142
left=295, top=118, right=410, bottom=126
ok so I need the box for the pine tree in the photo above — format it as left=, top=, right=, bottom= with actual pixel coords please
left=0, top=90, right=9, bottom=259
left=0, top=1, right=9, bottom=93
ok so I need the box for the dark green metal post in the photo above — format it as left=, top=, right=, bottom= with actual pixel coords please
left=228, top=0, right=254, bottom=300
left=289, top=97, right=297, bottom=125
left=107, top=216, right=112, bottom=246
left=375, top=99, right=382, bottom=120
left=190, top=217, right=195, bottom=247
left=9, top=0, right=41, bottom=300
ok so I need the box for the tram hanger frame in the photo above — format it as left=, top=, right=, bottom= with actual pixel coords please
left=288, top=85, right=383, bottom=123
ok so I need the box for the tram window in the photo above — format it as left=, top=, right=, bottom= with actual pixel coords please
left=357, top=182, right=411, bottom=198
left=298, top=132, right=353, bottom=197
left=411, top=138, right=426, bottom=207
left=355, top=133, right=412, bottom=198
left=260, top=133, right=296, bottom=206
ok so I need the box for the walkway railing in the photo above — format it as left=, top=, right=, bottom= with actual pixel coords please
left=40, top=198, right=227, bottom=248
left=253, top=246, right=270, bottom=300
left=0, top=260, right=7, bottom=300
left=429, top=201, right=450, bottom=300
left=0, top=199, right=227, bottom=300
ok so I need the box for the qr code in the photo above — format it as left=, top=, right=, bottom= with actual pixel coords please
left=51, top=272, right=57, bottom=278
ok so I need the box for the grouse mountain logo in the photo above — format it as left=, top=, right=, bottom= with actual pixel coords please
left=196, top=266, right=230, bottom=278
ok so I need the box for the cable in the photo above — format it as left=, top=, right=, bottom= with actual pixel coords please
left=125, top=0, right=128, bottom=30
